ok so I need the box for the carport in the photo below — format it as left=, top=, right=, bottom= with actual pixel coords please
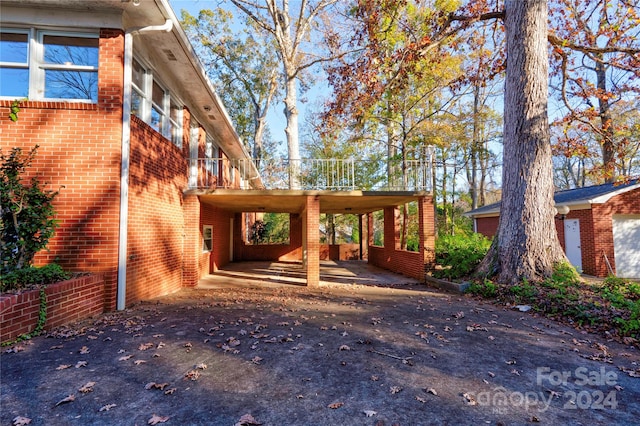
left=195, top=189, right=436, bottom=286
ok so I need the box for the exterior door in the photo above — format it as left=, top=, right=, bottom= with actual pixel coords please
left=564, top=219, right=582, bottom=272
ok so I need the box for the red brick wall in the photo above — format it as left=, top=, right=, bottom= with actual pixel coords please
left=368, top=198, right=435, bottom=281
left=0, top=274, right=105, bottom=343
left=0, top=28, right=124, bottom=311
left=591, top=188, right=640, bottom=277
left=125, top=116, right=188, bottom=303
left=475, top=216, right=500, bottom=237
left=201, top=205, right=233, bottom=273
left=319, top=244, right=360, bottom=260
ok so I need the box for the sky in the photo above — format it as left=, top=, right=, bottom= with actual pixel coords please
left=168, top=0, right=325, bottom=156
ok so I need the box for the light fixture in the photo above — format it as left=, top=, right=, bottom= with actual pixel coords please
left=132, top=0, right=141, bottom=6
left=555, top=205, right=570, bottom=220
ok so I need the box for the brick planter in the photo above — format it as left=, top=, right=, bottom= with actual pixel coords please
left=0, top=274, right=105, bottom=344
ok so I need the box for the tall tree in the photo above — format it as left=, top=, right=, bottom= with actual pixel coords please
left=548, top=0, right=640, bottom=183
left=226, top=0, right=342, bottom=187
left=477, top=0, right=568, bottom=283
left=181, top=8, right=281, bottom=162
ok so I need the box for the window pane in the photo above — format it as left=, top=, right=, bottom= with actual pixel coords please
left=0, top=32, right=28, bottom=63
left=131, top=91, right=142, bottom=117
left=150, top=106, right=162, bottom=132
left=45, top=69, right=97, bottom=100
left=132, top=59, right=144, bottom=89
left=152, top=81, right=164, bottom=106
left=43, top=35, right=98, bottom=67
left=0, top=68, right=29, bottom=97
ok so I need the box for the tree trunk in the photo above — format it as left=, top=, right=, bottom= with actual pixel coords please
left=595, top=56, right=616, bottom=183
left=284, top=74, right=301, bottom=188
left=478, top=0, right=567, bottom=284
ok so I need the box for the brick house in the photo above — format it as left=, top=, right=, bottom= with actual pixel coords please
left=465, top=182, right=640, bottom=278
left=1, top=0, right=436, bottom=313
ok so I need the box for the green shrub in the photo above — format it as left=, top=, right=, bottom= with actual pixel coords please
left=434, top=233, right=491, bottom=280
left=1, top=146, right=59, bottom=275
left=0, top=263, right=70, bottom=292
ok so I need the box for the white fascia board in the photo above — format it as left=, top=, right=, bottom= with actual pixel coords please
left=589, top=183, right=640, bottom=204
left=1, top=5, right=121, bottom=29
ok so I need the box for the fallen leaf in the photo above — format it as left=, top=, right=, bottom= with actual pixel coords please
left=416, top=395, right=427, bottom=403
left=462, top=392, right=477, bottom=406
left=56, top=364, right=71, bottom=370
left=75, top=361, right=88, bottom=368
left=79, top=346, right=90, bottom=354
left=78, top=381, right=96, bottom=393
left=235, top=413, right=262, bottom=425
left=453, top=311, right=465, bottom=319
left=145, top=382, right=170, bottom=390
left=195, top=363, right=207, bottom=370
left=339, top=345, right=351, bottom=351
left=164, top=388, right=177, bottom=395
left=148, top=414, right=169, bottom=425
left=55, top=394, right=75, bottom=406
left=390, top=386, right=402, bottom=394
left=134, top=360, right=147, bottom=365
left=184, top=370, right=200, bottom=380
left=12, top=416, right=31, bottom=425
left=425, top=388, right=437, bottom=396
left=139, top=342, right=154, bottom=351
left=251, top=356, right=263, bottom=365
left=363, top=410, right=377, bottom=417
left=99, top=404, right=117, bottom=412
left=328, top=402, right=344, bottom=409
left=119, top=355, right=133, bottom=361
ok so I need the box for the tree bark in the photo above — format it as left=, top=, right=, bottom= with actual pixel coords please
left=478, top=0, right=568, bottom=284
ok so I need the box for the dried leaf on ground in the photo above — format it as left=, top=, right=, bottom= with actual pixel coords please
left=56, top=364, right=71, bottom=370
left=79, top=346, right=90, bottom=354
left=148, top=414, right=170, bottom=425
left=75, top=361, right=88, bottom=368
left=235, top=413, right=262, bottom=425
left=139, top=342, right=154, bottom=351
left=78, top=381, right=96, bottom=393
left=119, top=355, right=133, bottom=361
left=339, top=345, right=351, bottom=351
left=55, top=394, right=75, bottom=406
left=134, top=360, right=147, bottom=365
left=390, top=386, right=402, bottom=394
left=251, top=356, right=263, bottom=365
left=425, top=388, right=437, bottom=395
left=145, top=382, right=169, bottom=390
left=363, top=410, right=377, bottom=417
left=328, top=401, right=344, bottom=409
left=462, top=392, right=477, bottom=405
left=99, top=404, right=117, bottom=412
left=184, top=370, right=200, bottom=380
left=12, top=416, right=31, bottom=425
left=195, top=362, right=207, bottom=370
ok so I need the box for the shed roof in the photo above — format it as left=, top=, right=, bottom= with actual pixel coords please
left=465, top=180, right=640, bottom=218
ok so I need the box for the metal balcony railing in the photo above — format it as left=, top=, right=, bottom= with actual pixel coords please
left=189, top=158, right=432, bottom=192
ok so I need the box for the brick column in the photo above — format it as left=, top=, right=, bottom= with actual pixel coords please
left=182, top=194, right=201, bottom=287
left=418, top=195, right=436, bottom=275
left=305, top=196, right=320, bottom=287
left=384, top=206, right=398, bottom=256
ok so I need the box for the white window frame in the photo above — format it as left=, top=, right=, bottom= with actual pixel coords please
left=205, top=134, right=218, bottom=176
left=202, top=225, right=213, bottom=252
left=1, top=28, right=99, bottom=102
left=131, top=56, right=182, bottom=145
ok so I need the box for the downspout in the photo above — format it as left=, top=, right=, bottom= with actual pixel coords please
left=117, top=19, right=173, bottom=310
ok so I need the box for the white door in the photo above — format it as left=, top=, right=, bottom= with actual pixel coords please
left=564, top=219, right=582, bottom=272
left=612, top=215, right=640, bottom=278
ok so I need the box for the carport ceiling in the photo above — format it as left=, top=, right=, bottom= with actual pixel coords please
left=194, top=189, right=430, bottom=214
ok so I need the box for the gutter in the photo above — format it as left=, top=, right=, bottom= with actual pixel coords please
left=117, top=19, right=173, bottom=311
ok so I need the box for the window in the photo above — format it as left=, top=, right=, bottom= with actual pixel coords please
left=202, top=225, right=213, bottom=252
left=0, top=29, right=98, bottom=101
left=131, top=58, right=182, bottom=146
